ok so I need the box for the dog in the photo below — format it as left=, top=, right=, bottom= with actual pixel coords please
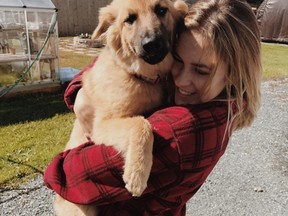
left=55, top=0, right=187, bottom=215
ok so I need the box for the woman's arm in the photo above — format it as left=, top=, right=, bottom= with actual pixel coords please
left=44, top=107, right=181, bottom=205
left=45, top=60, right=230, bottom=206
left=44, top=102, right=230, bottom=206
left=46, top=61, right=180, bottom=205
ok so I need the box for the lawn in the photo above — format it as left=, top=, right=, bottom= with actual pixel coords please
left=261, top=43, right=288, bottom=80
left=0, top=41, right=287, bottom=188
left=0, top=93, right=74, bottom=186
left=0, top=44, right=95, bottom=187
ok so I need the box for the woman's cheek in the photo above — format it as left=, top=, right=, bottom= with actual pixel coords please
left=171, top=62, right=182, bottom=79
left=201, top=84, right=225, bottom=102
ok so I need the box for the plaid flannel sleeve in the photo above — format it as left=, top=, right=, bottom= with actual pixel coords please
left=44, top=102, right=230, bottom=207
left=46, top=60, right=231, bottom=212
left=44, top=107, right=181, bottom=205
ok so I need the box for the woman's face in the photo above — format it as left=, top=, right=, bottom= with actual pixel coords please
left=171, top=30, right=227, bottom=105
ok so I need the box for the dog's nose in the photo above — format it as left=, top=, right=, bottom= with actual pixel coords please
left=141, top=36, right=168, bottom=65
left=142, top=36, right=166, bottom=55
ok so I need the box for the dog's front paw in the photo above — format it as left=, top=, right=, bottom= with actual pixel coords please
left=123, top=168, right=150, bottom=197
left=123, top=148, right=153, bottom=196
left=123, top=119, right=153, bottom=197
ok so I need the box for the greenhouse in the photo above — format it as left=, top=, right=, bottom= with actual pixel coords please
left=0, top=0, right=59, bottom=97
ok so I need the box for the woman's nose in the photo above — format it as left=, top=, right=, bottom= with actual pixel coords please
left=174, top=68, right=192, bottom=87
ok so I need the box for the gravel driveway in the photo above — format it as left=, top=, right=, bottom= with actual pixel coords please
left=1, top=78, right=287, bottom=216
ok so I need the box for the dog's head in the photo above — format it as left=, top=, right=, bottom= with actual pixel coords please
left=92, top=0, right=187, bottom=76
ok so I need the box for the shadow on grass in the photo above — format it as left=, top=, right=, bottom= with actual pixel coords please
left=0, top=91, right=70, bottom=126
left=0, top=156, right=44, bottom=189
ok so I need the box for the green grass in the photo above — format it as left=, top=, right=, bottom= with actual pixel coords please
left=0, top=41, right=287, bottom=188
left=58, top=36, right=96, bottom=70
left=262, top=43, right=288, bottom=80
left=0, top=92, right=74, bottom=186
left=0, top=39, right=95, bottom=187
left=59, top=50, right=95, bottom=70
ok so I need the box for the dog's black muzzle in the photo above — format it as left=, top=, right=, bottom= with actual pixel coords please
left=141, top=36, right=169, bottom=65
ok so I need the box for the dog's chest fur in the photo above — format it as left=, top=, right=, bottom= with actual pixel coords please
left=82, top=52, right=164, bottom=119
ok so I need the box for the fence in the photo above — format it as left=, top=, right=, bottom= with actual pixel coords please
left=52, top=0, right=112, bottom=36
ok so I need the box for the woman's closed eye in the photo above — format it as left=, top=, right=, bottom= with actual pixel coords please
left=192, top=63, right=211, bottom=76
left=194, top=67, right=210, bottom=75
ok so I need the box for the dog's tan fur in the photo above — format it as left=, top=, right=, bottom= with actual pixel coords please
left=55, top=0, right=187, bottom=215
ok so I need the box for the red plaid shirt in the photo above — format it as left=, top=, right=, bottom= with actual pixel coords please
left=44, top=61, right=231, bottom=216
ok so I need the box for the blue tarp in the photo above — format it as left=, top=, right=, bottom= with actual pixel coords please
left=59, top=67, right=81, bottom=84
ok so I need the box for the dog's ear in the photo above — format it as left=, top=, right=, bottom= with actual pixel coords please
left=173, top=0, right=188, bottom=17
left=91, top=4, right=117, bottom=40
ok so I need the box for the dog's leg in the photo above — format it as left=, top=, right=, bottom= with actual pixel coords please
left=65, top=118, right=88, bottom=150
left=57, top=91, right=96, bottom=215
left=92, top=116, right=153, bottom=197
left=73, top=88, right=94, bottom=139
left=58, top=118, right=94, bottom=215
left=54, top=195, right=98, bottom=216
left=65, top=88, right=94, bottom=150
left=123, top=118, right=154, bottom=197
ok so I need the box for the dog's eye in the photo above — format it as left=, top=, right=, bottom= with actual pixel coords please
left=155, top=4, right=168, bottom=17
left=124, top=14, right=137, bottom=24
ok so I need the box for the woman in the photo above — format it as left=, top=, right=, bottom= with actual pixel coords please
left=44, top=0, right=262, bottom=215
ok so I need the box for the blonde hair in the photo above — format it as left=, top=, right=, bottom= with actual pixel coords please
left=184, top=0, right=262, bottom=131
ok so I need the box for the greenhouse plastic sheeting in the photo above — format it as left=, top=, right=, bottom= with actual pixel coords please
left=0, top=0, right=56, bottom=9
